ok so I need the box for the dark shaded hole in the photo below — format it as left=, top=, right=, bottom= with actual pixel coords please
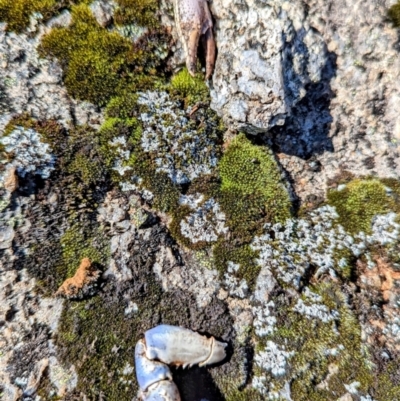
left=173, top=365, right=226, bottom=401
left=5, top=306, right=18, bottom=322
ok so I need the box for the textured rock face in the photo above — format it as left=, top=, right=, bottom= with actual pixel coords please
left=0, top=268, right=76, bottom=401
left=210, top=0, right=329, bottom=132
left=1, top=0, right=400, bottom=400
left=210, top=0, right=400, bottom=200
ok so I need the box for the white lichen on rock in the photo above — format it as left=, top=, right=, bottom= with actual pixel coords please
left=1, top=126, right=55, bottom=181
left=223, top=262, right=248, bottom=298
left=179, top=194, right=228, bottom=243
left=137, top=91, right=218, bottom=184
left=253, top=341, right=294, bottom=377
left=251, top=206, right=400, bottom=289
left=252, top=301, right=277, bottom=337
left=109, top=135, right=133, bottom=176
left=294, top=287, right=339, bottom=323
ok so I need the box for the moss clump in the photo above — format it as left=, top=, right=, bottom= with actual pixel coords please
left=327, top=178, right=397, bottom=234
left=114, top=0, right=159, bottom=27
left=0, top=0, right=55, bottom=32
left=0, top=0, right=91, bottom=33
left=105, top=92, right=140, bottom=120
left=170, top=68, right=210, bottom=106
left=40, top=4, right=132, bottom=105
left=39, top=4, right=164, bottom=106
left=388, top=1, right=400, bottom=27
left=201, top=134, right=292, bottom=289
left=57, top=296, right=139, bottom=400
left=218, top=133, right=291, bottom=242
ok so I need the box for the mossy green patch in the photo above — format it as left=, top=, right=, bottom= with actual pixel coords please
left=39, top=4, right=133, bottom=105
left=39, top=4, right=165, bottom=106
left=57, top=295, right=139, bottom=400
left=114, top=0, right=159, bottom=27
left=219, top=134, right=291, bottom=239
left=58, top=224, right=109, bottom=282
left=259, top=283, right=373, bottom=401
left=0, top=0, right=55, bottom=32
left=374, top=361, right=400, bottom=401
left=209, top=134, right=291, bottom=285
left=0, top=0, right=91, bottom=33
left=327, top=178, right=398, bottom=234
left=214, top=241, right=260, bottom=289
left=170, top=68, right=210, bottom=106
left=388, top=1, right=400, bottom=27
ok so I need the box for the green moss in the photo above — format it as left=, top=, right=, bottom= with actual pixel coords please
left=0, top=0, right=55, bottom=32
left=39, top=4, right=132, bottom=105
left=214, top=241, right=260, bottom=289
left=58, top=224, right=109, bottom=281
left=0, top=0, right=91, bottom=33
left=327, top=178, right=397, bottom=234
left=218, top=134, right=291, bottom=242
left=388, top=1, right=400, bottom=27
left=135, top=158, right=181, bottom=212
left=39, top=4, right=164, bottom=106
left=223, top=387, right=265, bottom=401
left=170, top=68, right=210, bottom=106
left=374, top=361, right=400, bottom=400
left=261, top=283, right=373, bottom=401
left=114, top=0, right=159, bottom=27
left=57, top=296, right=139, bottom=400
left=105, top=92, right=140, bottom=119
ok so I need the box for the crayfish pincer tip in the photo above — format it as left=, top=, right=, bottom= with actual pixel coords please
left=201, top=337, right=227, bottom=366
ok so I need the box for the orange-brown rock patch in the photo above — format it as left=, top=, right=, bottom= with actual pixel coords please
left=56, top=258, right=100, bottom=299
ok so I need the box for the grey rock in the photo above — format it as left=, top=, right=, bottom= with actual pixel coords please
left=0, top=24, right=103, bottom=132
left=0, top=225, right=14, bottom=249
left=210, top=0, right=328, bottom=133
left=90, top=0, right=116, bottom=27
left=208, top=0, right=400, bottom=200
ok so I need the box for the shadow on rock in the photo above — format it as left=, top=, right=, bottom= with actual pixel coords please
left=269, top=29, right=337, bottom=160
left=173, top=366, right=226, bottom=401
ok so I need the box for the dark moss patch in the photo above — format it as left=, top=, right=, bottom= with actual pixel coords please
left=5, top=116, right=111, bottom=293
left=214, top=242, right=260, bottom=290
left=373, top=360, right=400, bottom=401
left=39, top=4, right=167, bottom=106
left=327, top=178, right=398, bottom=234
left=114, top=0, right=159, bottom=27
left=8, top=323, right=51, bottom=383
left=388, top=1, right=400, bottom=27
left=0, top=0, right=90, bottom=33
